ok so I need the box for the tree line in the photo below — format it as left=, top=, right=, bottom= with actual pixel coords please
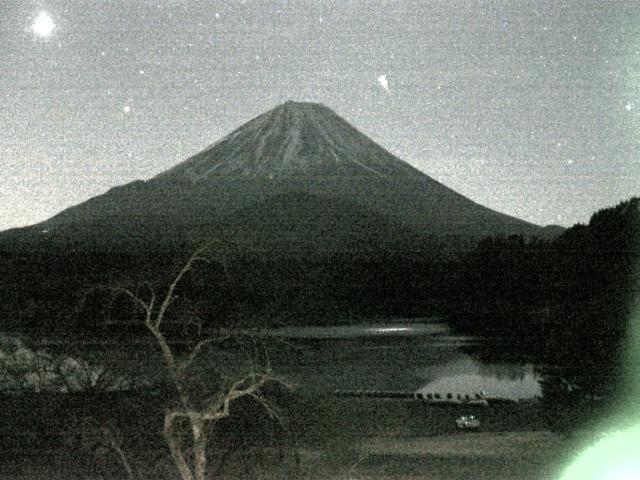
left=0, top=197, right=637, bottom=417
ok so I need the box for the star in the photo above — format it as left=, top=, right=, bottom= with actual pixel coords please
left=123, top=105, right=131, bottom=114
left=625, top=103, right=632, bottom=111
left=31, top=11, right=55, bottom=38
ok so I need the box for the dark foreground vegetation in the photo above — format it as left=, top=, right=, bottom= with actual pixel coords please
left=454, top=197, right=639, bottom=433
left=2, top=199, right=636, bottom=395
left=0, top=389, right=570, bottom=480
left=0, top=196, right=636, bottom=478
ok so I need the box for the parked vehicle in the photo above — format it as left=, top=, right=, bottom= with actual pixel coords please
left=456, top=415, right=480, bottom=429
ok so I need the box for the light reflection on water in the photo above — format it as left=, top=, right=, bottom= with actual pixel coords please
left=270, top=321, right=541, bottom=398
left=417, top=357, right=541, bottom=400
left=269, top=320, right=448, bottom=339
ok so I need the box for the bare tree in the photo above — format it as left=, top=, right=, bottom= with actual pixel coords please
left=112, top=245, right=288, bottom=480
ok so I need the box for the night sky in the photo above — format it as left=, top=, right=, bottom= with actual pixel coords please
left=1, top=0, right=638, bottom=231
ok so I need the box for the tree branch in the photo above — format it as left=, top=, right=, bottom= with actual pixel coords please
left=179, top=335, right=231, bottom=371
left=156, top=246, right=210, bottom=329
left=248, top=392, right=283, bottom=424
left=102, top=242, right=292, bottom=480
left=203, top=372, right=287, bottom=421
left=108, top=286, right=152, bottom=319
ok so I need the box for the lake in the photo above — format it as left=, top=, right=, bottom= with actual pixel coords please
left=267, top=320, right=541, bottom=399
left=1, top=320, right=541, bottom=400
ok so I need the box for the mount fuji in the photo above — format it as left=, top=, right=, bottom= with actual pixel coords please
left=0, top=101, right=560, bottom=327
left=3, top=101, right=543, bottom=253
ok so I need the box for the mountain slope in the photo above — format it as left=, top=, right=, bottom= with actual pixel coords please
left=155, top=100, right=428, bottom=180
left=0, top=101, right=562, bottom=329
left=3, top=101, right=542, bottom=251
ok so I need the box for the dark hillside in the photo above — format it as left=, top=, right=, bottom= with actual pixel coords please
left=0, top=101, right=546, bottom=333
left=450, top=197, right=639, bottom=431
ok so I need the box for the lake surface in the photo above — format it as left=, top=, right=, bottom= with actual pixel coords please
left=267, top=321, right=541, bottom=399
left=3, top=321, right=541, bottom=400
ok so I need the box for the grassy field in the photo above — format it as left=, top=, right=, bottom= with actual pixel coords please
left=351, top=431, right=573, bottom=480
left=0, top=431, right=575, bottom=480
left=0, top=391, right=580, bottom=479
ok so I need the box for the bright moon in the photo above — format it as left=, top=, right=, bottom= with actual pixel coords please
left=31, top=12, right=55, bottom=38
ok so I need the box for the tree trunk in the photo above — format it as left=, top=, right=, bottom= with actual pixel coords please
left=164, top=412, right=195, bottom=480
left=192, top=415, right=208, bottom=480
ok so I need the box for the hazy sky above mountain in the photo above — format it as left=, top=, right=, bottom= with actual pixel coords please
left=1, top=0, right=638, bottom=230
